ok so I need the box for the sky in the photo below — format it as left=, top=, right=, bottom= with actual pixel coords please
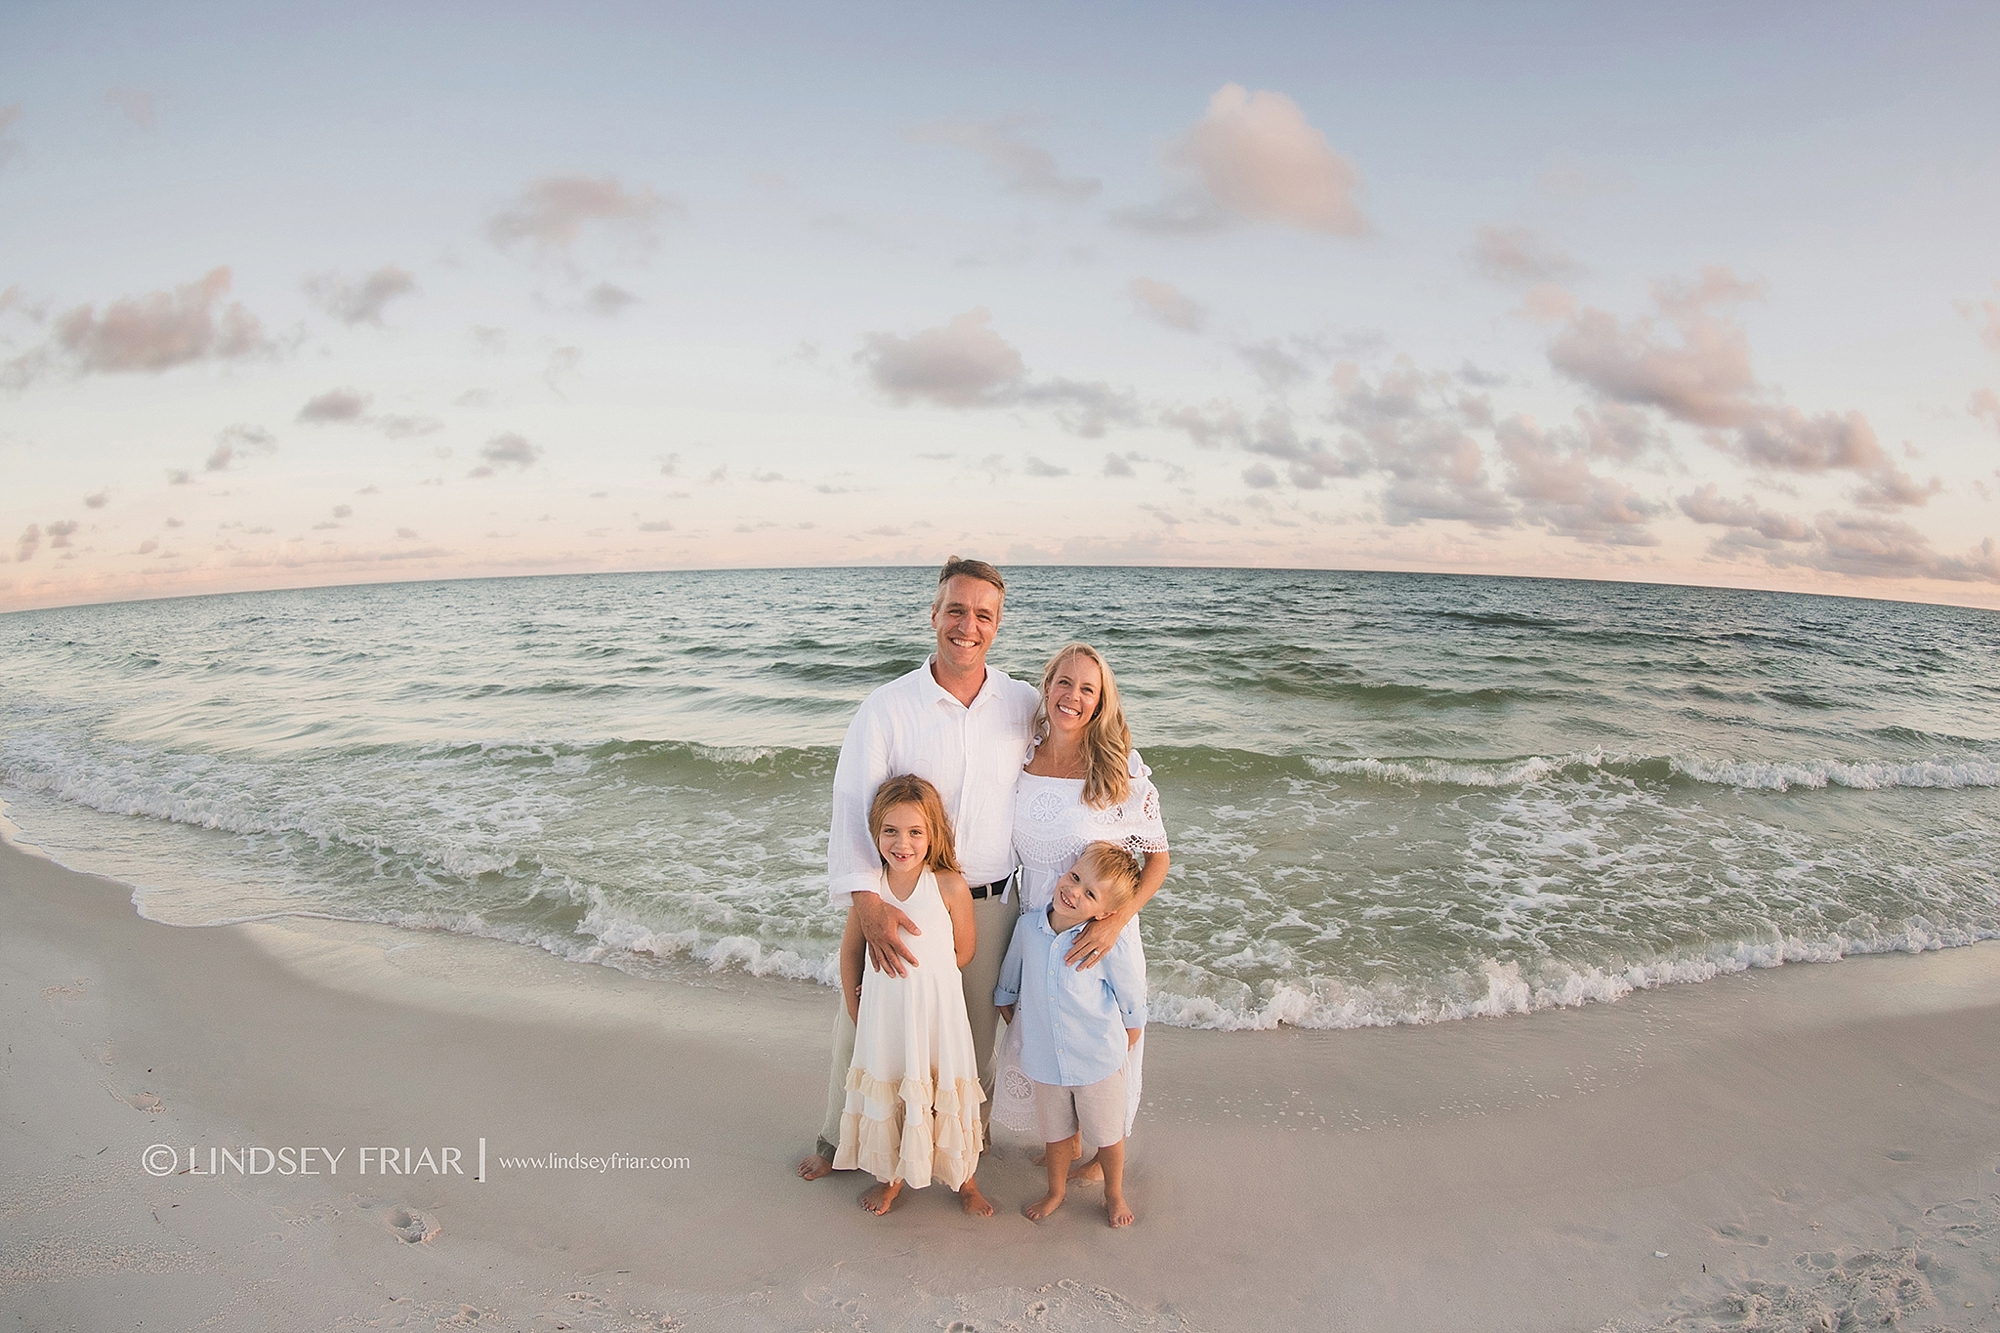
left=4, top=0, right=2000, bottom=613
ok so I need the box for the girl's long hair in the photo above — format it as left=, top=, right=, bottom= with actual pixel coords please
left=868, top=773, right=962, bottom=874
left=1032, top=642, right=1131, bottom=810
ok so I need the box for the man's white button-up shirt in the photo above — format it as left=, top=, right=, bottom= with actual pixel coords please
left=826, top=656, right=1040, bottom=907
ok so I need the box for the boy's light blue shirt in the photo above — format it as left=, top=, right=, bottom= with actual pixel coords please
left=993, top=908, right=1147, bottom=1089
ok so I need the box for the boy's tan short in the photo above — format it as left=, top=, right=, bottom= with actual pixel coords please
left=1032, top=1070, right=1126, bottom=1150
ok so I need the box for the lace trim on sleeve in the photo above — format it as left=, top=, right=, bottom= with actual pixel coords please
left=1097, top=768, right=1168, bottom=856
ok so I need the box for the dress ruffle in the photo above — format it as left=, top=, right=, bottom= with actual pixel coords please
left=833, top=1065, right=985, bottom=1190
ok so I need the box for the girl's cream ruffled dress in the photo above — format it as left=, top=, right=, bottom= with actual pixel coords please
left=833, top=868, right=985, bottom=1190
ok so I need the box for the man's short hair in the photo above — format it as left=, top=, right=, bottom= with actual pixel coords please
left=934, top=555, right=1005, bottom=606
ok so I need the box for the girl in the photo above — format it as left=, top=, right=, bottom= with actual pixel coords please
left=832, top=774, right=986, bottom=1215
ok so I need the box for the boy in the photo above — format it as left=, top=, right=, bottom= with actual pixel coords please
left=993, top=841, right=1147, bottom=1227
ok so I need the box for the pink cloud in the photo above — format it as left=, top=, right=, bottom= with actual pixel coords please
left=1972, top=388, right=2000, bottom=438
left=860, top=309, right=1025, bottom=408
left=908, top=117, right=1100, bottom=202
left=487, top=176, right=679, bottom=251
left=46, top=267, right=273, bottom=375
left=1548, top=269, right=1764, bottom=428
left=1471, top=226, right=1580, bottom=284
left=1495, top=416, right=1661, bottom=545
left=1128, top=277, right=1206, bottom=333
left=1120, top=85, right=1367, bottom=237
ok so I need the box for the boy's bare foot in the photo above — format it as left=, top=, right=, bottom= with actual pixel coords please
left=1105, top=1188, right=1135, bottom=1228
left=1024, top=1187, right=1067, bottom=1222
left=860, top=1180, right=903, bottom=1215
left=1068, top=1155, right=1104, bottom=1184
left=958, top=1178, right=995, bottom=1217
left=797, top=1152, right=833, bottom=1181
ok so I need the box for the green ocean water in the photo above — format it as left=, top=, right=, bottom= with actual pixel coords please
left=2, top=567, right=1995, bottom=1029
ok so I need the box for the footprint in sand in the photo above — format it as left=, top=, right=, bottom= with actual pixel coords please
left=385, top=1207, right=440, bottom=1244
left=1713, top=1223, right=1771, bottom=1246
left=1885, top=1149, right=1917, bottom=1162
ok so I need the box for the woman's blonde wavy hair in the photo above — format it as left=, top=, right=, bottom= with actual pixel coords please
left=1033, top=642, right=1131, bottom=810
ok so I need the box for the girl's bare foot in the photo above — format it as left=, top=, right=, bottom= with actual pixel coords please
left=1105, top=1187, right=1135, bottom=1227
left=860, top=1180, right=902, bottom=1215
left=1024, top=1186, right=1066, bottom=1222
left=957, top=1178, right=995, bottom=1217
left=797, top=1152, right=833, bottom=1181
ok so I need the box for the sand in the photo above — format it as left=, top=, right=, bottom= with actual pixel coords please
left=3, top=837, right=1997, bottom=1332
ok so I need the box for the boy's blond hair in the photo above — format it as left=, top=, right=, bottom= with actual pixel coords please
left=1071, top=841, right=1141, bottom=910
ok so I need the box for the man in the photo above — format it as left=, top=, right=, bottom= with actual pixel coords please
left=796, top=556, right=1038, bottom=1217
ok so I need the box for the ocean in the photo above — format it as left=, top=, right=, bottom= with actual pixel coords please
left=2, top=567, right=1995, bottom=1031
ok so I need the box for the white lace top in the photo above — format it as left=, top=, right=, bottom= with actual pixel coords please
left=1011, top=748, right=1170, bottom=912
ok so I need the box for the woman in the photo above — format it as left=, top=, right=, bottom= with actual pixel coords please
left=993, top=642, right=1169, bottom=1157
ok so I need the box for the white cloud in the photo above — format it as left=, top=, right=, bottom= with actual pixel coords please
left=83, top=489, right=109, bottom=509
left=304, top=264, right=417, bottom=326
left=586, top=282, right=639, bottom=316
left=205, top=423, right=277, bottom=473
left=468, top=432, right=540, bottom=477
left=545, top=346, right=581, bottom=396
left=299, top=387, right=372, bottom=422
left=376, top=414, right=442, bottom=439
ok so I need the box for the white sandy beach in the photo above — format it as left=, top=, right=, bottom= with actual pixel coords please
left=3, top=837, right=1997, bottom=1332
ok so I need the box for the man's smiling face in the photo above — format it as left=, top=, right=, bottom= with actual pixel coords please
left=931, top=574, right=1003, bottom=676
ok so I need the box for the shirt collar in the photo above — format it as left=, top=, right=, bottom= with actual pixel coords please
left=1037, top=908, right=1085, bottom=940
left=919, top=653, right=1007, bottom=710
